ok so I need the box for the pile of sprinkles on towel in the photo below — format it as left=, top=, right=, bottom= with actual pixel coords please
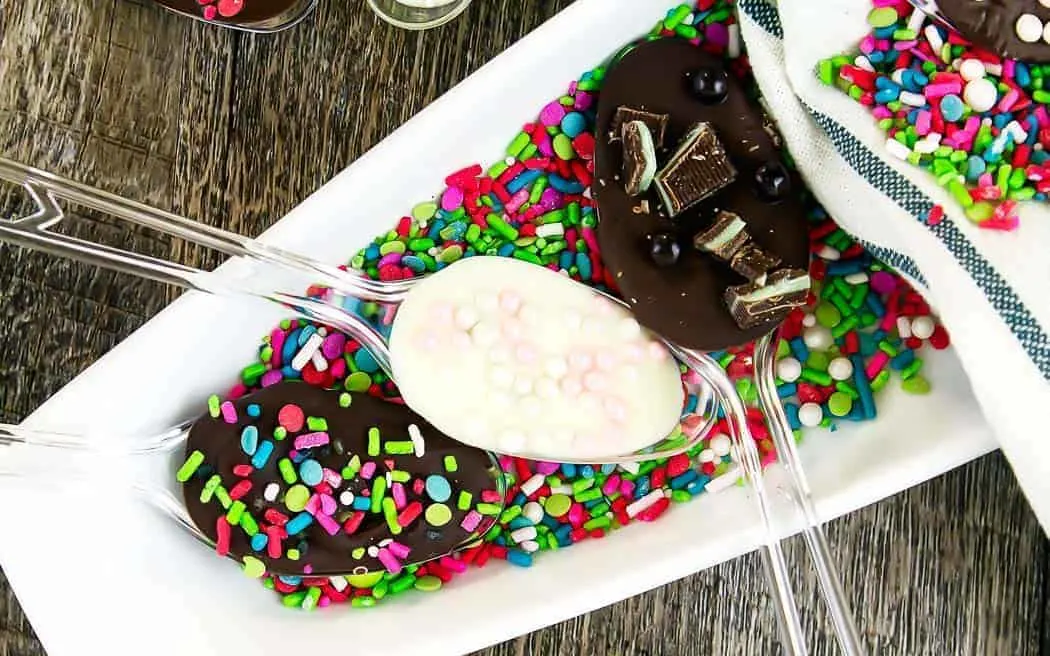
left=208, top=0, right=949, bottom=610
left=819, top=0, right=1050, bottom=230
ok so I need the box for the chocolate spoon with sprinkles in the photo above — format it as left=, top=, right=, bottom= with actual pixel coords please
left=0, top=381, right=506, bottom=578
left=0, top=158, right=719, bottom=467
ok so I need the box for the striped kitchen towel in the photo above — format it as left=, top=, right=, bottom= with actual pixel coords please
left=735, top=0, right=1050, bottom=532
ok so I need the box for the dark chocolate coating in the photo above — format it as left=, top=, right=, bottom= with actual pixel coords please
left=152, top=0, right=314, bottom=31
left=935, top=0, right=1050, bottom=61
left=182, top=382, right=501, bottom=576
left=593, top=39, right=809, bottom=351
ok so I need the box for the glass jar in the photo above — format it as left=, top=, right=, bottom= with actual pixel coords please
left=367, top=0, right=472, bottom=30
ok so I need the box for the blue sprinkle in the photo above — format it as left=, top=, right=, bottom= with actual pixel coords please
left=685, top=394, right=699, bottom=414
left=541, top=515, right=561, bottom=530
left=778, top=383, right=797, bottom=398
left=494, top=536, right=507, bottom=546
left=497, top=243, right=515, bottom=257
left=282, top=329, right=301, bottom=363
left=580, top=465, right=595, bottom=479
left=341, top=295, right=362, bottom=315
left=851, top=354, right=876, bottom=420
left=240, top=426, right=259, bottom=456
left=364, top=245, right=381, bottom=260
left=865, top=293, right=886, bottom=317
left=859, top=333, right=878, bottom=356
left=561, top=463, right=577, bottom=477
left=670, top=470, right=699, bottom=490
left=555, top=524, right=572, bottom=542
left=285, top=512, right=314, bottom=536
left=966, top=155, right=986, bottom=182
left=250, top=533, right=269, bottom=552
left=789, top=337, right=809, bottom=362
left=685, top=476, right=709, bottom=496
left=575, top=252, right=592, bottom=279
left=635, top=476, right=651, bottom=499
left=583, top=499, right=602, bottom=510
left=993, top=114, right=1010, bottom=129
left=425, top=475, right=452, bottom=503
left=402, top=256, right=426, bottom=273
left=784, top=403, right=801, bottom=430
left=505, top=169, right=541, bottom=194
left=354, top=349, right=380, bottom=374
left=246, top=404, right=261, bottom=418
left=890, top=350, right=916, bottom=370
left=558, top=251, right=574, bottom=270
left=512, top=492, right=527, bottom=506
left=251, top=441, right=275, bottom=469
left=874, top=88, right=899, bottom=104
left=278, top=575, right=302, bottom=585
left=561, top=112, right=587, bottom=138
left=297, top=325, right=316, bottom=347
left=548, top=174, right=584, bottom=194
left=939, top=94, right=964, bottom=122
left=825, top=260, right=864, bottom=276
left=506, top=549, right=533, bottom=567
left=1016, top=62, right=1031, bottom=88
left=280, top=365, right=301, bottom=380
left=600, top=464, right=616, bottom=475
left=352, top=496, right=372, bottom=511
left=299, top=459, right=323, bottom=486
left=508, top=516, right=533, bottom=531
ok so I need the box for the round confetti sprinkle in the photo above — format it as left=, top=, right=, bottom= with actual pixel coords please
left=425, top=503, right=453, bottom=527
left=278, top=404, right=305, bottom=432
left=284, top=485, right=311, bottom=513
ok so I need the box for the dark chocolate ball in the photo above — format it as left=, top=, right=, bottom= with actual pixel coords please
left=688, top=66, right=729, bottom=105
left=648, top=232, right=681, bottom=267
left=755, top=160, right=791, bottom=201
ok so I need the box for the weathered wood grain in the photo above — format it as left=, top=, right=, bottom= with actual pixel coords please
left=0, top=1, right=1047, bottom=655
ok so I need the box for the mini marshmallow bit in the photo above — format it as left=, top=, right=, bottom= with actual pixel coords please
left=621, top=120, right=658, bottom=196
left=729, top=243, right=782, bottom=282
left=693, top=210, right=750, bottom=260
left=1016, top=13, right=1044, bottom=44
left=608, top=106, right=669, bottom=148
left=725, top=268, right=811, bottom=330
left=654, top=122, right=737, bottom=218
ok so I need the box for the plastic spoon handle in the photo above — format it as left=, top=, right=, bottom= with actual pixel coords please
left=754, top=333, right=866, bottom=656
left=672, top=347, right=809, bottom=656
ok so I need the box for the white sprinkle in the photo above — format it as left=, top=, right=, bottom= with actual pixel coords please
left=698, top=448, right=716, bottom=464
left=510, top=526, right=537, bottom=543
left=1016, top=13, right=1043, bottom=43
left=339, top=490, right=355, bottom=506
left=535, top=223, right=565, bottom=239
left=803, top=326, right=834, bottom=351
left=801, top=313, right=817, bottom=328
left=914, top=137, right=940, bottom=154
left=367, top=546, right=380, bottom=557
left=854, top=56, right=875, bottom=72
left=520, top=540, right=540, bottom=553
left=906, top=7, right=925, bottom=32
left=409, top=423, right=425, bottom=458
left=617, top=461, right=640, bottom=475
left=710, top=433, right=732, bottom=457
left=776, top=357, right=802, bottom=383
left=704, top=465, right=741, bottom=494
left=522, top=501, right=545, bottom=525
left=844, top=272, right=869, bottom=285
left=911, top=316, right=936, bottom=340
left=520, top=473, right=546, bottom=496
left=924, top=25, right=944, bottom=53
left=1044, top=20, right=1050, bottom=44
left=828, top=357, right=854, bottom=382
left=310, top=349, right=329, bottom=372
left=329, top=577, right=348, bottom=592
left=1006, top=121, right=1028, bottom=144
left=899, top=91, right=926, bottom=107
left=798, top=402, right=824, bottom=427
left=897, top=316, right=913, bottom=339
left=263, top=483, right=280, bottom=502
left=891, top=69, right=906, bottom=85
left=550, top=484, right=574, bottom=495
left=964, top=77, right=999, bottom=112
left=727, top=23, right=741, bottom=59
left=959, top=58, right=986, bottom=82
left=984, top=63, right=1003, bottom=76
left=885, top=137, right=913, bottom=161
left=290, top=332, right=323, bottom=371
left=626, top=489, right=665, bottom=518
left=817, top=244, right=841, bottom=261
left=1041, top=0, right=1050, bottom=8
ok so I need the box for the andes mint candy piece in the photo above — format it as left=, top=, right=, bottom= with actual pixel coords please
left=621, top=121, right=658, bottom=196
left=725, top=268, right=811, bottom=330
left=609, top=106, right=670, bottom=148
left=693, top=210, right=749, bottom=261
left=730, top=244, right=782, bottom=282
left=654, top=122, right=737, bottom=217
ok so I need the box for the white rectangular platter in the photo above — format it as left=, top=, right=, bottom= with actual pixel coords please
left=1, top=0, right=996, bottom=655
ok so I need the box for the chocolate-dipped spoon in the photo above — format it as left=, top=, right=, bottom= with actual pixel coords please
left=151, top=0, right=318, bottom=33
left=906, top=0, right=1050, bottom=62
left=0, top=381, right=505, bottom=578
left=592, top=39, right=864, bottom=656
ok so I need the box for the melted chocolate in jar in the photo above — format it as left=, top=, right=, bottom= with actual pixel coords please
left=153, top=0, right=308, bottom=28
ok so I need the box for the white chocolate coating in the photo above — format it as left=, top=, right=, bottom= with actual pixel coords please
left=389, top=256, right=685, bottom=460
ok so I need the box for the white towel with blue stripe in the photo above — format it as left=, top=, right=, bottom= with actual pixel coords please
left=735, top=0, right=1050, bottom=532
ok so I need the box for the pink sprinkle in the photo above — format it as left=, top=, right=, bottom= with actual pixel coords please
left=602, top=475, right=621, bottom=496
left=860, top=35, right=876, bottom=55
left=915, top=111, right=932, bottom=135
left=440, top=186, right=465, bottom=212
left=377, top=548, right=403, bottom=574
left=220, top=401, right=237, bottom=424
left=293, top=432, right=330, bottom=450
left=392, top=482, right=407, bottom=509
left=460, top=511, right=482, bottom=533
left=270, top=329, right=286, bottom=367
left=266, top=527, right=282, bottom=559
left=504, top=189, right=530, bottom=214
left=535, top=461, right=560, bottom=475
left=539, top=101, right=566, bottom=126
left=322, top=468, right=342, bottom=488
left=997, top=88, right=1020, bottom=113
left=412, top=478, right=426, bottom=495
left=440, top=556, right=467, bottom=573
left=202, top=4, right=217, bottom=20
left=924, top=82, right=960, bottom=99
left=260, top=370, right=283, bottom=387
left=328, top=358, right=346, bottom=380
left=581, top=226, right=600, bottom=253
left=620, top=479, right=636, bottom=497
left=319, top=493, right=337, bottom=516
left=574, top=92, right=593, bottom=111
left=321, top=333, right=346, bottom=359
left=360, top=461, right=377, bottom=480
left=318, top=597, right=331, bottom=609
left=216, top=0, right=244, bottom=17
left=388, top=541, right=412, bottom=559
left=305, top=494, right=322, bottom=515
left=537, top=135, right=555, bottom=157
left=879, top=310, right=898, bottom=333
left=865, top=351, right=891, bottom=380
left=869, top=270, right=898, bottom=295
left=568, top=503, right=586, bottom=526
left=215, top=517, right=231, bottom=556
left=315, top=513, right=341, bottom=536
left=480, top=489, right=502, bottom=503
left=1004, top=59, right=1016, bottom=80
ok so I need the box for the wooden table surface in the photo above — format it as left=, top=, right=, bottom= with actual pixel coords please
left=0, top=1, right=1046, bottom=654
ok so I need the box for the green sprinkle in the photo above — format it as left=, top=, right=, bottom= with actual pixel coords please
left=240, top=513, right=259, bottom=537
left=390, top=575, right=417, bottom=594
left=383, top=497, right=402, bottom=535
left=476, top=502, right=502, bottom=516
left=371, top=476, right=387, bottom=514
left=901, top=375, right=931, bottom=394
left=384, top=440, right=414, bottom=455
left=346, top=371, right=372, bottom=392
left=339, top=393, right=352, bottom=408
left=552, top=133, right=575, bottom=160
left=242, top=556, right=266, bottom=578
left=457, top=490, right=473, bottom=511
left=342, top=454, right=361, bottom=479
left=828, top=391, right=853, bottom=417
left=571, top=478, right=595, bottom=494
left=444, top=455, right=458, bottom=473
left=499, top=505, right=522, bottom=524
left=207, top=395, right=221, bottom=418
left=815, top=302, right=841, bottom=328
left=274, top=427, right=288, bottom=441
left=200, top=474, right=222, bottom=503
left=965, top=201, right=995, bottom=223
left=545, top=494, right=572, bottom=517
left=176, top=450, right=205, bottom=482
left=870, top=369, right=892, bottom=393
left=512, top=249, right=541, bottom=264
left=302, top=586, right=322, bottom=610
left=507, top=131, right=530, bottom=158
left=486, top=213, right=519, bottom=240
left=226, top=500, right=246, bottom=526
left=351, top=547, right=366, bottom=561
left=282, top=591, right=307, bottom=607
left=241, top=362, right=266, bottom=385
left=414, top=575, right=443, bottom=592
left=279, top=458, right=297, bottom=484
left=368, top=427, right=381, bottom=457
left=379, top=241, right=406, bottom=256
left=901, top=357, right=924, bottom=380
left=285, top=484, right=310, bottom=512
left=583, top=516, right=611, bottom=531
left=214, top=486, right=232, bottom=510
left=390, top=470, right=411, bottom=483
left=351, top=596, right=377, bottom=608
left=411, top=201, right=438, bottom=222
left=306, top=417, right=328, bottom=432
left=372, top=580, right=389, bottom=600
